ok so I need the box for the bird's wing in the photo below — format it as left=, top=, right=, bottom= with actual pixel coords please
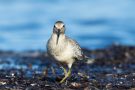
left=66, top=36, right=84, bottom=60
left=66, top=36, right=95, bottom=64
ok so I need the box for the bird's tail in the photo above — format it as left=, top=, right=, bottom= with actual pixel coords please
left=83, top=55, right=95, bottom=64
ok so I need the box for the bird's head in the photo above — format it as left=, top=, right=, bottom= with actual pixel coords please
left=53, top=21, right=65, bottom=44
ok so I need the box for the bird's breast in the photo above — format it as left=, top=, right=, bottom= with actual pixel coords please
left=49, top=43, right=74, bottom=63
left=47, top=35, right=75, bottom=64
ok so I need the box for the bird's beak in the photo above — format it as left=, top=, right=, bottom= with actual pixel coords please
left=56, top=30, right=60, bottom=44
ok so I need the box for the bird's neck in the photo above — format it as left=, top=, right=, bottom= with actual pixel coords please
left=51, top=33, right=66, bottom=45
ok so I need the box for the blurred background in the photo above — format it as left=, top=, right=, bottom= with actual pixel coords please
left=0, top=0, right=135, bottom=51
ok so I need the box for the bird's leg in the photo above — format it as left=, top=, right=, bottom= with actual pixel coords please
left=60, top=68, right=71, bottom=83
left=60, top=66, right=67, bottom=75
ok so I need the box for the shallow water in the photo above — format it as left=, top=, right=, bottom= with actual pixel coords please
left=0, top=0, right=135, bottom=51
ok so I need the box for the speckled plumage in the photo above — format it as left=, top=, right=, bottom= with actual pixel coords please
left=47, top=35, right=84, bottom=68
left=47, top=21, right=84, bottom=68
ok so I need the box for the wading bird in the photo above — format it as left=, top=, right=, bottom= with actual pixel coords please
left=47, top=21, right=94, bottom=83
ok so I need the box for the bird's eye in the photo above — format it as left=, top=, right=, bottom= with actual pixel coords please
left=54, top=25, right=56, bottom=28
left=63, top=25, right=65, bottom=27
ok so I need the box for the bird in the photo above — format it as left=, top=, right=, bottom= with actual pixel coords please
left=46, top=21, right=94, bottom=83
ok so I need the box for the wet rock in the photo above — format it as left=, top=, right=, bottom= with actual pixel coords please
left=0, top=45, right=135, bottom=89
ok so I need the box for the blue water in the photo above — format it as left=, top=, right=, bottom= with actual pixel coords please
left=0, top=0, right=135, bottom=51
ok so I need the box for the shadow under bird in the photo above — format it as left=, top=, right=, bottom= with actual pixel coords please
left=47, top=21, right=94, bottom=83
